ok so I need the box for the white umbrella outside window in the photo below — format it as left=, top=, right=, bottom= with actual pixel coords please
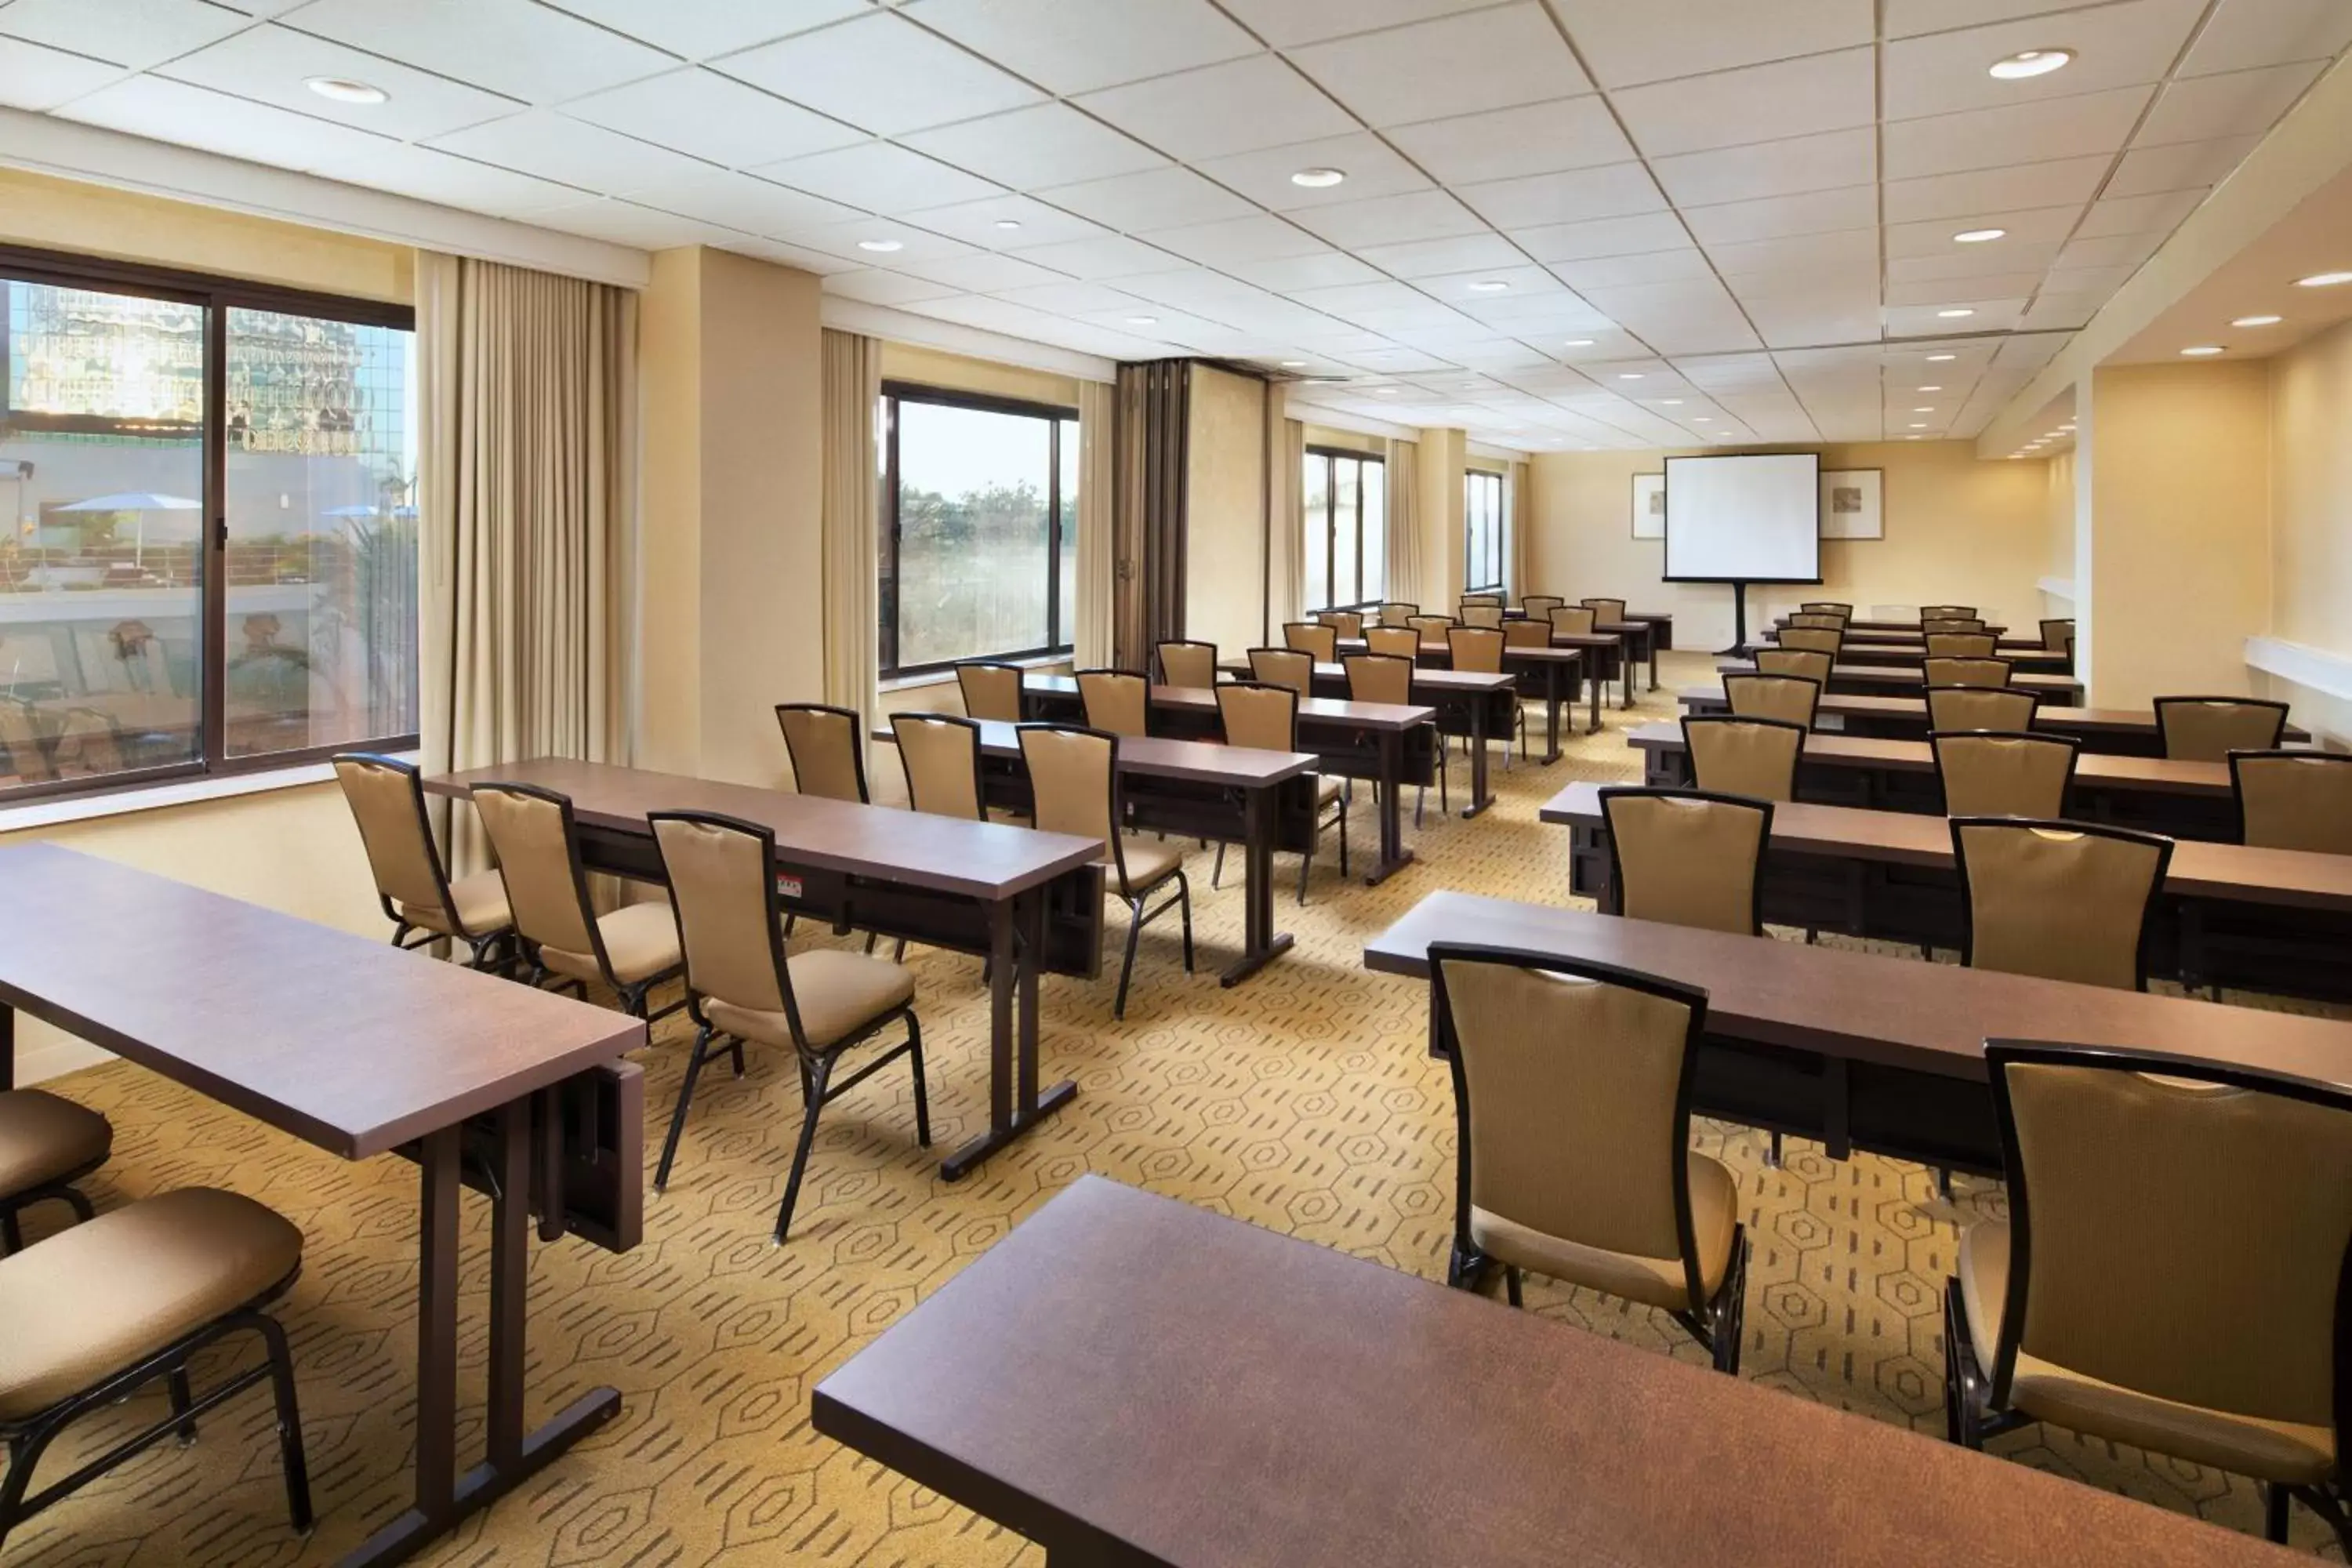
left=50, top=492, right=202, bottom=568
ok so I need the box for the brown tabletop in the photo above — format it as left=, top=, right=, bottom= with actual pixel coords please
left=1225, top=656, right=1525, bottom=805
left=1775, top=617, right=2014, bottom=637
left=1718, top=659, right=2084, bottom=702
left=1759, top=632, right=2048, bottom=655
left=1025, top=673, right=1436, bottom=732
left=970, top=718, right=1317, bottom=786
left=1628, top=722, right=2236, bottom=797
left=1674, top=687, right=2313, bottom=754
left=813, top=1174, right=2300, bottom=1568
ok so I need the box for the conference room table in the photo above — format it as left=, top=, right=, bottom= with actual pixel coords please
left=0, top=844, right=648, bottom=1567
left=1225, top=657, right=1518, bottom=807
left=1022, top=676, right=1436, bottom=886
left=426, top=757, right=1106, bottom=1179
left=1716, top=658, right=2085, bottom=704
left=1541, top=780, right=2352, bottom=1003
left=811, top=1173, right=2301, bottom=1567
left=1772, top=617, right=2014, bottom=639
left=1339, top=634, right=1606, bottom=746
left=1626, top=720, right=2243, bottom=841
left=1502, top=608, right=1671, bottom=682
left=1749, top=637, right=2067, bottom=672
left=1676, top=685, right=2314, bottom=757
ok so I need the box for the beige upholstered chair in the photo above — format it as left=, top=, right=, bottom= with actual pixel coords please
left=1348, top=653, right=1445, bottom=822
left=1921, top=605, right=1977, bottom=621
left=1018, top=724, right=1192, bottom=1019
left=1582, top=597, right=1628, bottom=626
left=1315, top=609, right=1364, bottom=640
left=775, top=702, right=869, bottom=802
left=1723, top=673, right=1821, bottom=730
left=1377, top=601, right=1419, bottom=626
left=1933, top=731, right=2078, bottom=818
left=1502, top=619, right=1551, bottom=651
left=1155, top=640, right=1218, bottom=689
left=1459, top=603, right=1505, bottom=629
left=1599, top=788, right=1770, bottom=936
left=1247, top=646, right=1316, bottom=701
left=1448, top=625, right=1505, bottom=673
left=891, top=713, right=984, bottom=822
left=2232, top=751, right=2352, bottom=854
left=1754, top=647, right=1832, bottom=684
left=1548, top=604, right=1597, bottom=638
left=1922, top=617, right=1986, bottom=635
left=1786, top=613, right=1846, bottom=632
left=1461, top=592, right=1504, bottom=608
left=1521, top=594, right=1565, bottom=619
left=0, top=1187, right=312, bottom=1548
left=1951, top=818, right=2172, bottom=989
left=333, top=753, right=514, bottom=970
left=1365, top=624, right=1422, bottom=660
left=1431, top=945, right=1748, bottom=1370
left=1923, top=656, right=2011, bottom=690
left=1682, top=716, right=1803, bottom=804
left=1214, top=681, right=1346, bottom=901
left=647, top=811, right=927, bottom=1240
left=1926, top=633, right=1998, bottom=659
left=0, top=1091, right=111, bottom=1254
left=1406, top=614, right=1457, bottom=644
left=1282, top=621, right=1338, bottom=662
left=1076, top=669, right=1150, bottom=738
left=472, top=782, right=684, bottom=1018
left=1800, top=601, right=1853, bottom=619
left=1947, top=1042, right=2352, bottom=1557
left=2155, top=696, right=2289, bottom=762
left=1776, top=626, right=1842, bottom=657
left=956, top=661, right=1025, bottom=722
left=2039, top=617, right=2076, bottom=654
left=1928, top=685, right=2039, bottom=733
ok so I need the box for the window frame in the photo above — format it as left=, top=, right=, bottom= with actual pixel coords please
left=1304, top=444, right=1385, bottom=613
left=1465, top=468, right=1506, bottom=595
left=0, top=241, right=419, bottom=808
left=878, top=379, right=1078, bottom=680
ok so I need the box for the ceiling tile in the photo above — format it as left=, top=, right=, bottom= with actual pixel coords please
left=1886, top=241, right=2064, bottom=280
left=313, top=142, right=590, bottom=213
left=1541, top=0, right=1871, bottom=88
left=904, top=0, right=1258, bottom=94
left=2059, top=232, right=2164, bottom=268
left=1353, top=231, right=1527, bottom=279
left=755, top=139, right=1007, bottom=210
left=1508, top=209, right=1692, bottom=261
left=1885, top=271, right=2045, bottom=307
left=1224, top=251, right=1386, bottom=291
left=1453, top=162, right=1664, bottom=229
left=0, top=34, right=126, bottom=110
left=1613, top=47, right=1874, bottom=158
left=896, top=192, right=1114, bottom=248
left=643, top=169, right=866, bottom=234
left=821, top=267, right=966, bottom=306
left=2135, top=60, right=2325, bottom=145
left=1032, top=165, right=1256, bottom=230
left=2179, top=0, right=2352, bottom=77
left=2104, top=133, right=2263, bottom=196
left=1884, top=296, right=2025, bottom=335
left=1647, top=127, right=1875, bottom=207
left=561, top=70, right=867, bottom=169
left=786, top=215, right=978, bottom=261
left=2074, top=187, right=2206, bottom=238
left=1681, top=184, right=1875, bottom=245
left=1287, top=3, right=1590, bottom=129
left=430, top=110, right=720, bottom=197
left=532, top=198, right=755, bottom=249
left=1882, top=0, right=2209, bottom=122
left=155, top=23, right=521, bottom=139
left=1882, top=85, right=2154, bottom=180
left=2019, top=294, right=2100, bottom=329
left=989, top=279, right=1152, bottom=315
left=0, top=0, right=249, bottom=71
left=1073, top=53, right=1352, bottom=161
left=1000, top=233, right=1182, bottom=278
left=545, top=0, right=871, bottom=60
left=1546, top=248, right=1710, bottom=289
left=278, top=0, right=677, bottom=103
left=1138, top=213, right=1327, bottom=266
left=1417, top=263, right=1573, bottom=304
left=1704, top=227, right=1878, bottom=277
left=1384, top=96, right=1635, bottom=185
left=56, top=74, right=397, bottom=171
left=1287, top=188, right=1488, bottom=249
left=1195, top=132, right=1432, bottom=210
left=715, top=11, right=1043, bottom=135
left=1882, top=154, right=2112, bottom=223
left=895, top=250, right=1074, bottom=291
left=901, top=102, right=1163, bottom=188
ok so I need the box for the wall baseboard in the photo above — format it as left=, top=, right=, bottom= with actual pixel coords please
left=2246, top=636, right=2352, bottom=702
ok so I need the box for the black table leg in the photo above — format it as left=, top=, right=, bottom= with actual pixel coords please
left=1366, top=728, right=1417, bottom=884
left=1621, top=638, right=1635, bottom=710
left=943, top=897, right=1073, bottom=1179
left=1221, top=782, right=1294, bottom=985
left=1540, top=663, right=1565, bottom=764
left=1461, top=695, right=1492, bottom=818
left=1, top=1004, right=12, bottom=1091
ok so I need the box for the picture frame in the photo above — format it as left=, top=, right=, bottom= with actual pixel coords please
left=1631, top=472, right=1665, bottom=539
left=1819, top=468, right=1882, bottom=540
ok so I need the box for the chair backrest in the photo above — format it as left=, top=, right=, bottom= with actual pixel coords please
left=2232, top=750, right=2352, bottom=854
left=1247, top=646, right=1316, bottom=699
left=1922, top=617, right=1986, bottom=635
left=1459, top=603, right=1504, bottom=630
left=1215, top=681, right=1297, bottom=753
left=1406, top=615, right=1456, bottom=643
left=1787, top=613, right=1846, bottom=631
left=1923, top=656, right=2012, bottom=690
left=1599, top=788, right=1770, bottom=936
left=1447, top=625, right=1506, bottom=674
left=1461, top=592, right=1504, bottom=608
left=648, top=810, right=793, bottom=1023
left=1345, top=653, right=1415, bottom=706
left=333, top=753, right=457, bottom=927
left=1582, top=597, right=1628, bottom=626
left=1753, top=647, right=1832, bottom=684
left=957, top=661, right=1025, bottom=722
left=1926, top=632, right=1997, bottom=659
left=1378, top=601, right=1419, bottom=626
left=1800, top=601, right=1853, bottom=618
left=1775, top=626, right=1842, bottom=656
left=1077, top=668, right=1150, bottom=738
left=1432, top=945, right=1713, bottom=1311
left=891, top=712, right=984, bottom=821
left=1548, top=605, right=1597, bottom=638
left=1980, top=1040, right=2352, bottom=1431
left=1521, top=594, right=1565, bottom=619
left=1680, top=716, right=1804, bottom=804
left=775, top=702, right=869, bottom=803
left=1952, top=818, right=2172, bottom=989
left=1921, top=605, right=1978, bottom=620
left=1723, top=673, right=1820, bottom=729
left=1927, top=684, right=2039, bottom=732
left=1316, top=609, right=1364, bottom=640
left=1018, top=724, right=1124, bottom=884
left=1365, top=624, right=1422, bottom=660
left=1933, top=731, right=2078, bottom=818
left=2039, top=618, right=2076, bottom=654
left=471, top=782, right=602, bottom=964
left=2154, top=696, right=2289, bottom=763
left=1283, top=621, right=1338, bottom=662
left=1502, top=618, right=1551, bottom=650
left=1155, top=640, right=1217, bottom=689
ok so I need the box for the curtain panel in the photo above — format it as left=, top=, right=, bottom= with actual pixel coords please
left=819, top=329, right=881, bottom=779
left=1269, top=407, right=1304, bottom=635
left=1385, top=437, right=1421, bottom=608
left=1074, top=379, right=1116, bottom=668
left=1508, top=459, right=1530, bottom=598
left=1113, top=359, right=1189, bottom=668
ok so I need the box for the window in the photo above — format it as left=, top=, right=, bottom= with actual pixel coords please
left=879, top=384, right=1076, bottom=677
left=1465, top=469, right=1505, bottom=593
left=1303, top=447, right=1385, bottom=612
left=0, top=246, right=416, bottom=802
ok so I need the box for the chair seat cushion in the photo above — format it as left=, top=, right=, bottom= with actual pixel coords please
left=398, top=868, right=513, bottom=939
left=542, top=900, right=682, bottom=986
left=1105, top=839, right=1183, bottom=895
left=1315, top=774, right=1344, bottom=808
left=0, top=1188, right=302, bottom=1420
left=1958, top=1221, right=2336, bottom=1484
left=1470, top=1151, right=1737, bottom=1313
left=0, top=1090, right=112, bottom=1200
left=708, top=949, right=916, bottom=1051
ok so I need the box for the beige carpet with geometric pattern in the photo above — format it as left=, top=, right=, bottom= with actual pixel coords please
left=9, top=651, right=2344, bottom=1565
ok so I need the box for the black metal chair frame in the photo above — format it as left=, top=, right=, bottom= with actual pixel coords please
left=2230, top=748, right=2352, bottom=848
left=1947, top=815, right=2175, bottom=991
left=336, top=751, right=514, bottom=974
left=1595, top=786, right=1775, bottom=938
left=1928, top=729, right=2082, bottom=820
left=1207, top=681, right=1348, bottom=902
left=2154, top=695, right=2291, bottom=760
left=0, top=1153, right=102, bottom=1256
left=773, top=701, right=872, bottom=804
left=1677, top=713, right=1807, bottom=804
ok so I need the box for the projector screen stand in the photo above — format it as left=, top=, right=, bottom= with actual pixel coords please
left=1714, top=580, right=1752, bottom=657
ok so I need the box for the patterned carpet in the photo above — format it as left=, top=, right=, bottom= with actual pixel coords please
left=11, top=651, right=2346, bottom=1565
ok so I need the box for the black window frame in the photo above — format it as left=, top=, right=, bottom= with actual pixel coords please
left=1303, top=444, right=1386, bottom=613
left=879, top=380, right=1078, bottom=680
left=1465, top=468, right=1506, bottom=594
left=0, top=241, right=419, bottom=808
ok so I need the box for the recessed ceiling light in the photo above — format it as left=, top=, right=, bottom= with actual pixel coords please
left=1918, top=385, right=1943, bottom=391
left=1692, top=416, right=1711, bottom=423
left=1912, top=405, right=1935, bottom=412
left=1908, top=422, right=1928, bottom=429
left=1125, top=315, right=1158, bottom=325
left=1279, top=360, right=1305, bottom=368
left=1373, top=387, right=1397, bottom=395
left=1290, top=167, right=1346, bottom=188
left=1936, top=307, right=1976, bottom=318
left=1563, top=338, right=1595, bottom=347
left=1926, top=353, right=1958, bottom=361
left=857, top=239, right=904, bottom=252
left=1954, top=228, right=2006, bottom=244
left=2057, top=423, right=2075, bottom=431
left=993, top=219, right=1022, bottom=231
left=2230, top=314, right=2281, bottom=327
left=1658, top=398, right=1683, bottom=405
left=1468, top=279, right=1509, bottom=292
left=1617, top=372, right=1644, bottom=379
left=1905, top=434, right=1924, bottom=440
left=1989, top=48, right=2073, bottom=80
left=2294, top=270, right=2352, bottom=288
left=307, top=76, right=387, bottom=104
left=2180, top=344, right=2225, bottom=355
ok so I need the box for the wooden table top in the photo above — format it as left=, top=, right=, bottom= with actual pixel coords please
left=1774, top=618, right=2014, bottom=637
left=428, top=757, right=1103, bottom=902
left=1367, top=892, right=2352, bottom=1087
left=1335, top=637, right=1588, bottom=664
left=1625, top=721, right=2236, bottom=797
left=1760, top=633, right=2047, bottom=655
left=1027, top=674, right=1434, bottom=732
left=0, top=843, right=643, bottom=1160
left=1719, top=659, right=2082, bottom=697
left=1541, top=780, right=2352, bottom=911
left=1220, top=658, right=1517, bottom=693
left=971, top=719, right=1319, bottom=788
left=1675, top=686, right=2315, bottom=744
left=812, top=1174, right=2301, bottom=1568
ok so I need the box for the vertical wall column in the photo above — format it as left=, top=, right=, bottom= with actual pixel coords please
left=1416, top=426, right=1465, bottom=612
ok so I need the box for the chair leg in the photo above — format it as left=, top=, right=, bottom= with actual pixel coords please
left=863, top=933, right=877, bottom=955
left=773, top=1054, right=833, bottom=1246
left=1936, top=1167, right=1954, bottom=1200
left=1504, top=1265, right=1523, bottom=1308
left=906, top=1016, right=931, bottom=1148
left=1114, top=898, right=1144, bottom=1020
left=168, top=1369, right=198, bottom=1446
left=1297, top=839, right=1312, bottom=904
left=1211, top=841, right=1225, bottom=890
left=2265, top=1483, right=2292, bottom=1544
left=1338, top=808, right=1349, bottom=877
left=655, top=1025, right=718, bottom=1191
left=892, top=938, right=906, bottom=963
left=255, top=1313, right=314, bottom=1534
left=0, top=1209, right=20, bottom=1255
left=1177, top=873, right=1194, bottom=972
left=729, top=1040, right=747, bottom=1078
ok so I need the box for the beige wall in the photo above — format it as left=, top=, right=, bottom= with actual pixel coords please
left=1526, top=440, right=2049, bottom=649
left=880, top=343, right=1081, bottom=409
left=1416, top=426, right=1466, bottom=611
left=1183, top=365, right=1269, bottom=656
left=2266, top=315, right=2352, bottom=742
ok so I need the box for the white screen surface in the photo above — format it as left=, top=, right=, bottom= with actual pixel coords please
left=1663, top=453, right=1821, bottom=583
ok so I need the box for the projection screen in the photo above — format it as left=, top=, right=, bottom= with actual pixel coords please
left=1662, top=452, right=1822, bottom=583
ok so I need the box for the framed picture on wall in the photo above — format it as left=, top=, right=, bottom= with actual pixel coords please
left=1631, top=472, right=1666, bottom=539
left=1819, top=468, right=1883, bottom=539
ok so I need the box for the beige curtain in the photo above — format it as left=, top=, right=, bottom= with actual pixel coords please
left=1074, top=379, right=1116, bottom=667
left=418, top=251, right=636, bottom=863
left=820, top=329, right=881, bottom=777
left=1385, top=437, right=1421, bottom=607
left=1508, top=459, right=1530, bottom=597
left=1269, top=410, right=1304, bottom=633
